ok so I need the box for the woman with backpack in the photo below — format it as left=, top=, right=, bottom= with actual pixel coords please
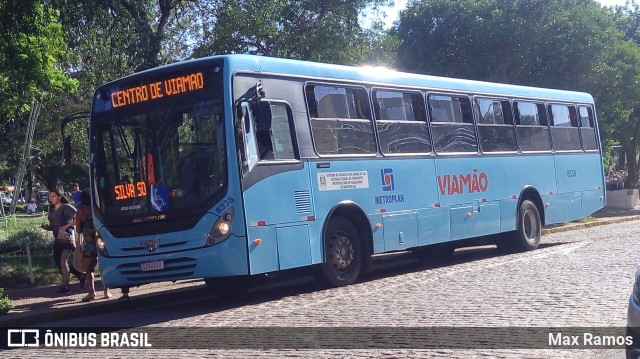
left=76, top=189, right=110, bottom=302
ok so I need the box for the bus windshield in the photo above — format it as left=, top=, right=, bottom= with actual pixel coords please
left=91, top=68, right=226, bottom=226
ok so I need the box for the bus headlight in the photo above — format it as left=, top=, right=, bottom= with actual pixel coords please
left=207, top=208, right=233, bottom=246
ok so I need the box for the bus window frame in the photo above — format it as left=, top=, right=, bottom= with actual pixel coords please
left=255, top=99, right=301, bottom=164
left=548, top=102, right=582, bottom=153
left=513, top=99, right=552, bottom=154
left=577, top=104, right=599, bottom=152
left=426, top=91, right=478, bottom=156
left=239, top=101, right=260, bottom=173
left=304, top=81, right=377, bottom=158
left=371, top=87, right=432, bottom=156
left=473, top=96, right=518, bottom=155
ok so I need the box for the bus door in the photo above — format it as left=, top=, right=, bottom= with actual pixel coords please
left=238, top=100, right=312, bottom=275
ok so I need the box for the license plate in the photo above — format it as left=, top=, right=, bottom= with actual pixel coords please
left=140, top=260, right=164, bottom=272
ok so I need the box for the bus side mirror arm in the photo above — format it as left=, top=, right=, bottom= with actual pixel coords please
left=256, top=101, right=272, bottom=132
left=60, top=111, right=90, bottom=166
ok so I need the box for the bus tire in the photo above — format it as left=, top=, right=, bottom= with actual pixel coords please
left=499, top=199, right=541, bottom=252
left=204, top=275, right=252, bottom=297
left=316, top=216, right=362, bottom=287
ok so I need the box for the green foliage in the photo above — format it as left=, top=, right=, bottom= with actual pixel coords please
left=394, top=0, right=617, bottom=89
left=0, top=288, right=13, bottom=315
left=193, top=0, right=393, bottom=65
left=0, top=1, right=77, bottom=117
left=0, top=253, right=59, bottom=289
left=0, top=216, right=51, bottom=254
left=0, top=227, right=51, bottom=255
left=0, top=0, right=78, bottom=193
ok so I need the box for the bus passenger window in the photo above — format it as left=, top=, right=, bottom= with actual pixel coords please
left=549, top=104, right=581, bottom=151
left=306, top=84, right=376, bottom=155
left=475, top=98, right=516, bottom=152
left=374, top=90, right=431, bottom=154
left=514, top=101, right=551, bottom=152
left=428, top=94, right=477, bottom=153
left=579, top=106, right=598, bottom=151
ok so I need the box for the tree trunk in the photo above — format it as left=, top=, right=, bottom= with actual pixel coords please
left=626, top=144, right=639, bottom=188
left=625, top=110, right=640, bottom=188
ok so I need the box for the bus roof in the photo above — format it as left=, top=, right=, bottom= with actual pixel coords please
left=105, top=54, right=594, bottom=103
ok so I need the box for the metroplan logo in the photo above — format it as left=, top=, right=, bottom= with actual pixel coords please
left=381, top=168, right=394, bottom=191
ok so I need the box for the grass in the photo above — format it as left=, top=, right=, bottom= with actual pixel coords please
left=0, top=213, right=46, bottom=242
left=0, top=253, right=59, bottom=289
left=0, top=213, right=59, bottom=289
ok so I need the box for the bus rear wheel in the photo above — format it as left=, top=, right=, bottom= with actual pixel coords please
left=499, top=199, right=541, bottom=252
left=316, top=216, right=362, bottom=287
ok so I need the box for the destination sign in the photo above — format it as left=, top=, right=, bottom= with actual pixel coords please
left=110, top=72, right=205, bottom=109
left=114, top=181, right=148, bottom=201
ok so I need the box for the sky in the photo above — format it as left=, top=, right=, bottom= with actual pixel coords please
left=377, top=0, right=631, bottom=28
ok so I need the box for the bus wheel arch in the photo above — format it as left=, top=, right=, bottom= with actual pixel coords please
left=315, top=202, right=372, bottom=287
left=519, top=187, right=545, bottom=227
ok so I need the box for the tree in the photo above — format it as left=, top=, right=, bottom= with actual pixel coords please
left=393, top=0, right=617, bottom=90
left=193, top=0, right=393, bottom=65
left=0, top=0, right=77, bottom=187
left=601, top=1, right=640, bottom=186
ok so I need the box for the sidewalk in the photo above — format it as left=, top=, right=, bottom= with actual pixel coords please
left=2, top=207, right=640, bottom=327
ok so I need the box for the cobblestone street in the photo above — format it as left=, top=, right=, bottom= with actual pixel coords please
left=8, top=219, right=640, bottom=358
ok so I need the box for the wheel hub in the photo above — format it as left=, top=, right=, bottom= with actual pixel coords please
left=523, top=210, right=539, bottom=243
left=332, top=235, right=353, bottom=269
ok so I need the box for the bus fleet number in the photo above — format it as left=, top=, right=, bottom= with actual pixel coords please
left=215, top=196, right=234, bottom=214
left=567, top=169, right=577, bottom=177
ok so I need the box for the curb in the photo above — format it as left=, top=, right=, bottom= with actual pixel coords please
left=542, top=215, right=640, bottom=234
left=0, top=285, right=211, bottom=327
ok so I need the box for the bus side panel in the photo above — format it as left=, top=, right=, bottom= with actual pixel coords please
left=450, top=205, right=474, bottom=240
left=247, top=226, right=279, bottom=274
left=551, top=152, right=604, bottom=223
left=505, top=155, right=557, bottom=227
left=276, top=224, right=312, bottom=270
left=582, top=189, right=605, bottom=218
left=417, top=207, right=450, bottom=246
left=382, top=212, right=418, bottom=251
left=435, top=157, right=510, bottom=240
left=500, top=198, right=518, bottom=232
left=243, top=162, right=315, bottom=274
left=474, top=201, right=501, bottom=236
left=310, top=158, right=440, bottom=254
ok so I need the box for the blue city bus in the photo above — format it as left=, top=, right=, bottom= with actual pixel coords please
left=88, top=54, right=605, bottom=292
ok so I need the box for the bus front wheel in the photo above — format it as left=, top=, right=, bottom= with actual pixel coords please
left=316, top=216, right=362, bottom=287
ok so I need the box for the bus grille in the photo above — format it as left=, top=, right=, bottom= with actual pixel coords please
left=294, top=190, right=312, bottom=214
left=121, top=241, right=188, bottom=252
left=117, top=257, right=196, bottom=282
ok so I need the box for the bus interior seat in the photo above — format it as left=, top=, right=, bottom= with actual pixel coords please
left=317, top=94, right=350, bottom=118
